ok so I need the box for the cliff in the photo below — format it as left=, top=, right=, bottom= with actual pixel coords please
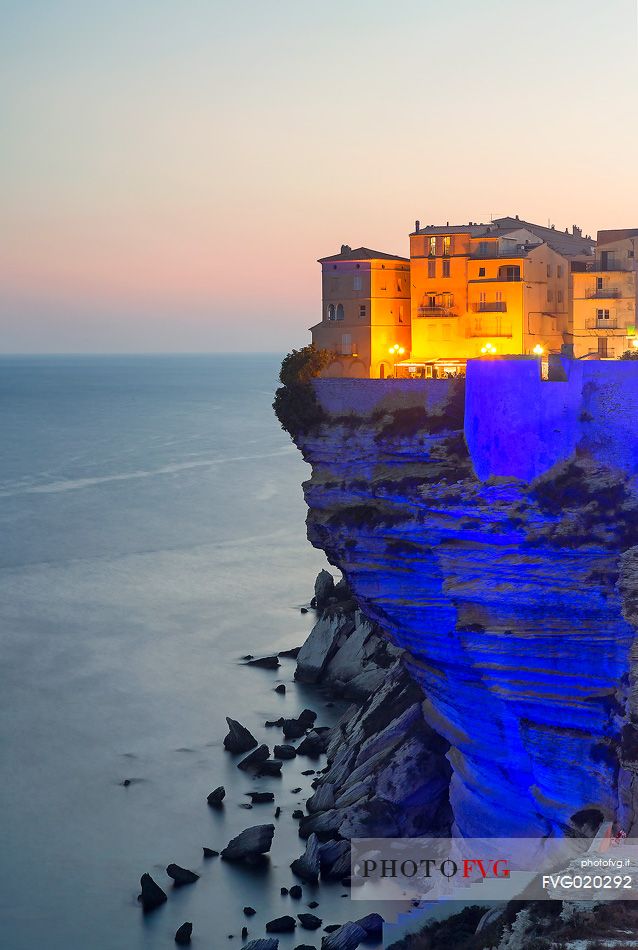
left=276, top=358, right=638, bottom=839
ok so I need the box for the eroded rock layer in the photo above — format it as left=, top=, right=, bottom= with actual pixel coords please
left=286, top=380, right=638, bottom=837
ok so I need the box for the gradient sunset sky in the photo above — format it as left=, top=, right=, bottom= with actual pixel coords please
left=2, top=0, right=637, bottom=354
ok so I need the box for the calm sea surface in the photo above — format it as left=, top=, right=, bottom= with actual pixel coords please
left=0, top=355, right=382, bottom=949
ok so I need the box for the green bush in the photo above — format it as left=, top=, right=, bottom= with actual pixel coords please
left=278, top=344, right=333, bottom=385
left=273, top=345, right=333, bottom=437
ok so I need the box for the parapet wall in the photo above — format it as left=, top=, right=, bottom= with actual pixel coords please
left=312, top=377, right=457, bottom=416
left=313, top=359, right=638, bottom=483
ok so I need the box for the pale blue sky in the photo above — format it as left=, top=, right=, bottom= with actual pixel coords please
left=1, top=0, right=637, bottom=352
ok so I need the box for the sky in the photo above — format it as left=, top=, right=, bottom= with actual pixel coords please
left=1, top=0, right=637, bottom=354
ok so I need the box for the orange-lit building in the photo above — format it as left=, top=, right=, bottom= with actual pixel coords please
left=311, top=246, right=410, bottom=378
left=402, top=217, right=595, bottom=376
left=571, top=229, right=638, bottom=359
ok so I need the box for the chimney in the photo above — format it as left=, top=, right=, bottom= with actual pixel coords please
left=572, top=225, right=582, bottom=238
left=340, top=244, right=351, bottom=255
left=415, top=220, right=420, bottom=233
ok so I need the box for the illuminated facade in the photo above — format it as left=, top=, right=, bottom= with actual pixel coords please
left=311, top=221, right=638, bottom=376
left=571, top=229, right=638, bottom=359
left=403, top=218, right=594, bottom=375
left=311, top=245, right=410, bottom=378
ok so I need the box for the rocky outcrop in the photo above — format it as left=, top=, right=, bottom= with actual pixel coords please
left=293, top=607, right=451, bottom=841
left=279, top=377, right=638, bottom=838
left=221, top=824, right=275, bottom=862
left=137, top=873, right=167, bottom=912
left=224, top=718, right=258, bottom=753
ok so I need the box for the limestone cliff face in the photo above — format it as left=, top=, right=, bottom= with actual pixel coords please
left=278, top=367, right=638, bottom=839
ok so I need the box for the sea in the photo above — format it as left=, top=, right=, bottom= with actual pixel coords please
left=0, top=355, right=389, bottom=949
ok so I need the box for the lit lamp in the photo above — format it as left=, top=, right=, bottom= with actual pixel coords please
left=533, top=344, right=545, bottom=356
left=632, top=339, right=638, bottom=350
left=480, top=342, right=497, bottom=356
left=388, top=343, right=406, bottom=377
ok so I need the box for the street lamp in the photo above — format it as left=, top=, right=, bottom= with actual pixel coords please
left=532, top=344, right=544, bottom=356
left=480, top=342, right=497, bottom=356
left=388, top=343, right=406, bottom=377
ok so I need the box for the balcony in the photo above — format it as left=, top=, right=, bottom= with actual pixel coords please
left=585, top=288, right=622, bottom=299
left=585, top=317, right=619, bottom=330
left=471, top=301, right=507, bottom=312
left=576, top=259, right=631, bottom=273
left=417, top=306, right=456, bottom=318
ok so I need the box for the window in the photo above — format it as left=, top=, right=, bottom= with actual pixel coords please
left=359, top=304, right=367, bottom=319
left=428, top=294, right=437, bottom=308
left=428, top=259, right=436, bottom=278
left=479, top=291, right=486, bottom=306
left=596, top=277, right=604, bottom=291
left=442, top=236, right=451, bottom=256
left=598, top=337, right=608, bottom=357
left=442, top=259, right=451, bottom=278
left=596, top=308, right=610, bottom=321
left=341, top=333, right=352, bottom=355
left=547, top=289, right=554, bottom=303
left=353, top=275, right=362, bottom=291
left=499, top=265, right=520, bottom=280
left=429, top=236, right=437, bottom=257
left=557, top=289, right=563, bottom=304
left=327, top=304, right=336, bottom=321
left=557, top=264, right=564, bottom=278
left=478, top=267, right=486, bottom=277
left=442, top=293, right=453, bottom=309
left=547, top=264, right=552, bottom=278
left=496, top=291, right=502, bottom=303
left=336, top=303, right=345, bottom=321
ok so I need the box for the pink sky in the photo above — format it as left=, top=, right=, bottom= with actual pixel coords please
left=2, top=0, right=637, bottom=352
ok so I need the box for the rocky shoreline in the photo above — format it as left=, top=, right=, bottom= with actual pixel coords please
left=134, top=565, right=638, bottom=949
left=136, top=568, right=435, bottom=949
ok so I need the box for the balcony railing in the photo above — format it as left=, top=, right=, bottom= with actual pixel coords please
left=586, top=288, right=622, bottom=299
left=585, top=317, right=619, bottom=330
left=471, top=302, right=507, bottom=312
left=417, top=306, right=456, bottom=318
left=576, top=259, right=631, bottom=273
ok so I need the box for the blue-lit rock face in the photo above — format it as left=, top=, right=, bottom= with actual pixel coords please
left=279, top=368, right=638, bottom=839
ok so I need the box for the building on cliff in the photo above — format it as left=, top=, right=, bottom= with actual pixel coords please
left=571, top=228, right=638, bottom=359
left=313, top=221, right=638, bottom=378
left=404, top=217, right=594, bottom=375
left=310, top=245, right=411, bottom=378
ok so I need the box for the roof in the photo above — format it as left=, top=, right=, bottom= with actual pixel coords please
left=491, top=217, right=595, bottom=256
left=597, top=228, right=638, bottom=245
left=410, top=224, right=490, bottom=237
left=318, top=246, right=408, bottom=263
left=411, top=217, right=596, bottom=257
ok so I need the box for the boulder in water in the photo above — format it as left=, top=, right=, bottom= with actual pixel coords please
left=137, top=873, right=167, bottom=912
left=221, top=824, right=275, bottom=862
left=224, top=718, right=258, bottom=753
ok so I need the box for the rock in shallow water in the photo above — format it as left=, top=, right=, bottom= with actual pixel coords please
left=265, top=915, right=296, bottom=933
left=297, top=912, right=322, bottom=930
left=207, top=785, right=226, bottom=807
left=246, top=791, right=275, bottom=803
left=321, top=921, right=367, bottom=950
left=245, top=655, right=280, bottom=670
left=314, top=569, right=335, bottom=607
left=137, top=873, right=167, bottom=911
left=237, top=744, right=270, bottom=771
left=221, top=824, right=275, bottom=861
left=290, top=833, right=320, bottom=882
left=203, top=847, right=219, bottom=858
left=175, top=921, right=193, bottom=945
left=166, top=864, right=199, bottom=886
left=241, top=941, right=279, bottom=950
left=224, top=718, right=258, bottom=753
